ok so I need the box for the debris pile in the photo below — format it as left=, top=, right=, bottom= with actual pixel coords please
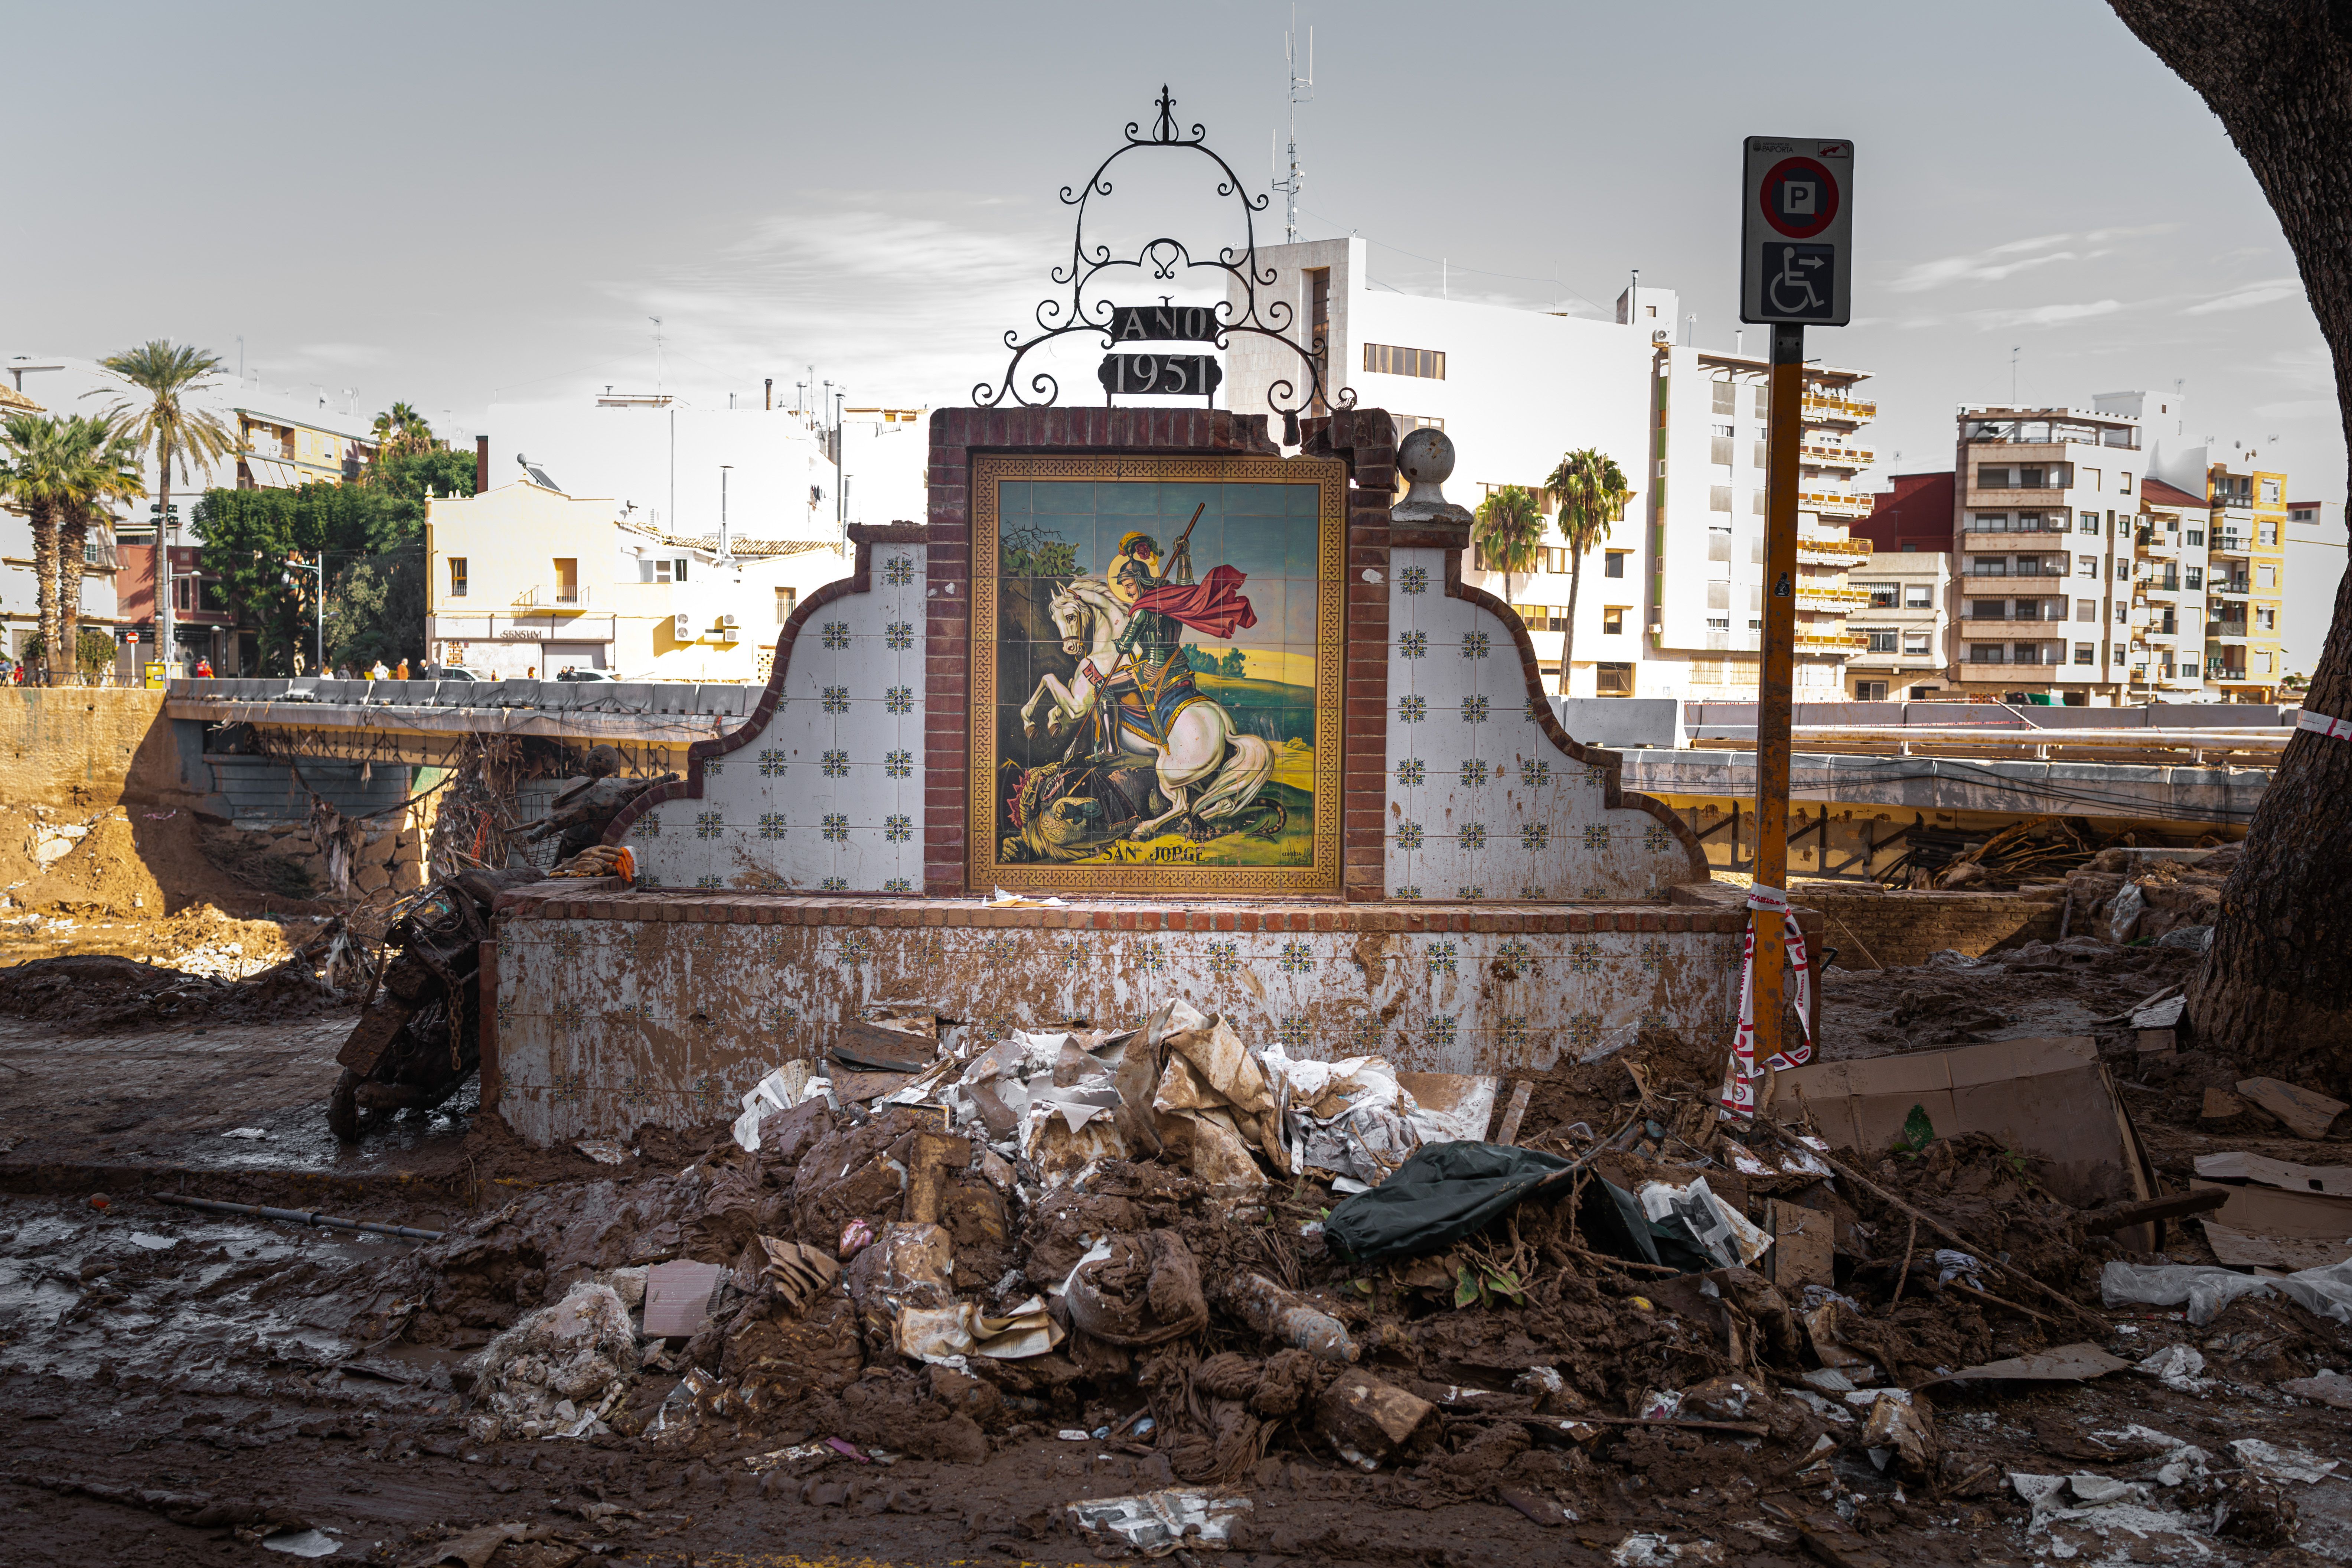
left=2060, top=843, right=2241, bottom=951
left=345, top=994, right=2352, bottom=1558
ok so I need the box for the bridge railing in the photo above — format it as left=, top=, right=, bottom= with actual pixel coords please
left=167, top=677, right=753, bottom=718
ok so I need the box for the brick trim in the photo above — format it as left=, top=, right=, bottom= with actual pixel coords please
left=1300, top=411, right=1398, bottom=901
left=601, top=521, right=925, bottom=844
left=1435, top=548, right=1713, bottom=883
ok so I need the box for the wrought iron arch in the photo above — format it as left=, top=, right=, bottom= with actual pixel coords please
left=973, top=87, right=1355, bottom=439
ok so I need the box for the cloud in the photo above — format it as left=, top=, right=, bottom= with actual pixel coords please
left=1886, top=234, right=2079, bottom=294
left=2253, top=397, right=2335, bottom=420
left=2182, top=278, right=2303, bottom=315
left=1965, top=299, right=2126, bottom=330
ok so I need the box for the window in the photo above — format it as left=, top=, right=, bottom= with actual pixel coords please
left=2259, top=521, right=2279, bottom=546
left=1604, top=551, right=1628, bottom=579
left=2186, top=528, right=2204, bottom=545
left=1904, top=584, right=1934, bottom=609
left=2077, top=555, right=2098, bottom=577
left=448, top=557, right=468, bottom=597
left=2257, top=564, right=2277, bottom=588
left=1712, top=424, right=1735, bottom=437
left=1710, top=485, right=1732, bottom=512
left=1866, top=630, right=1898, bottom=652
left=1855, top=681, right=1889, bottom=701
left=2078, top=512, right=2100, bottom=534
left=1903, top=633, right=1930, bottom=655
left=2084, top=467, right=2101, bottom=491
left=2076, top=598, right=2097, bottom=622
left=2113, top=513, right=2130, bottom=537
left=2186, top=566, right=2203, bottom=589
left=1970, top=644, right=2003, bottom=664
left=2074, top=644, right=2095, bottom=666
left=2114, top=647, right=2127, bottom=665
left=1710, top=379, right=1736, bottom=415
left=1707, top=616, right=1730, bottom=630
left=552, top=557, right=579, bottom=604
left=776, top=586, right=797, bottom=625
left=1595, top=662, right=1634, bottom=696
left=1972, top=512, right=2009, bottom=531
left=1752, top=440, right=1768, bottom=469
left=2016, top=642, right=2048, bottom=664
left=2261, top=477, right=2281, bottom=504
left=641, top=556, right=691, bottom=584
left=1972, top=557, right=2009, bottom=576
left=1863, top=581, right=1899, bottom=608
left=1752, top=385, right=1769, bottom=418
left=2115, top=603, right=2127, bottom=623
left=1602, top=607, right=1625, bottom=635
left=2121, top=472, right=2133, bottom=494
left=2256, top=606, right=2276, bottom=630
left=1710, top=435, right=1735, bottom=466
left=1751, top=490, right=1766, bottom=515
left=1361, top=343, right=1445, bottom=379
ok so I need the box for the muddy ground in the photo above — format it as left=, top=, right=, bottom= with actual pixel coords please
left=3, top=939, right=2349, bottom=1568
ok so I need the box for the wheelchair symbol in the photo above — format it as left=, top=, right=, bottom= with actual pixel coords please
left=1763, top=243, right=1834, bottom=319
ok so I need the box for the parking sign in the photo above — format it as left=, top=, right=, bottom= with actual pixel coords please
left=1741, top=137, right=1852, bottom=326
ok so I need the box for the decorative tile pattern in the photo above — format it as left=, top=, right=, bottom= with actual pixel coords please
left=1426, top=1014, right=1458, bottom=1051
left=820, top=621, right=851, bottom=652
left=1460, top=695, right=1490, bottom=723
left=885, top=621, right=914, bottom=651
left=1277, top=1014, right=1311, bottom=1051
left=1398, top=629, right=1429, bottom=658
left=1496, top=937, right=1533, bottom=970
left=1460, top=759, right=1489, bottom=787
left=820, top=686, right=850, bottom=715
left=1520, top=759, right=1552, bottom=788
left=1278, top=939, right=1314, bottom=975
left=1459, top=823, right=1488, bottom=851
left=882, top=554, right=916, bottom=586
left=884, top=814, right=913, bottom=844
left=1204, top=940, right=1240, bottom=978
left=1455, top=884, right=1484, bottom=899
left=1395, top=821, right=1424, bottom=851
left=1567, top=939, right=1603, bottom=977
left=1427, top=939, right=1458, bottom=976
left=1583, top=824, right=1611, bottom=849
left=694, top=812, right=724, bottom=840
left=884, top=749, right=914, bottom=779
left=1395, top=757, right=1426, bottom=787
left=1398, top=695, right=1428, bottom=723
left=883, top=877, right=915, bottom=893
left=1519, top=822, right=1550, bottom=851
left=884, top=685, right=914, bottom=715
left=759, top=747, right=788, bottom=778
left=1399, top=564, right=1429, bottom=594
left=821, top=750, right=849, bottom=779
left=820, top=813, right=850, bottom=844
left=1461, top=630, right=1490, bottom=659
left=757, top=811, right=787, bottom=840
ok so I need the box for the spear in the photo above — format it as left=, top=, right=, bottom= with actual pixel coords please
left=1110, top=502, right=1208, bottom=664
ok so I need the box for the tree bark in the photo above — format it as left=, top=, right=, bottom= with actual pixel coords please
left=2110, top=0, right=2352, bottom=1095
left=156, top=436, right=175, bottom=674
left=29, top=499, right=57, bottom=686
left=56, top=513, right=84, bottom=685
left=1562, top=548, right=1584, bottom=695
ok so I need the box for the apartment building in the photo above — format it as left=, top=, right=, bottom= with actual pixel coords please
left=1842, top=551, right=1953, bottom=700
left=1223, top=240, right=1878, bottom=700
left=1949, top=405, right=2145, bottom=704
left=2284, top=499, right=2345, bottom=681
left=2129, top=477, right=2214, bottom=700
left=2201, top=463, right=2290, bottom=700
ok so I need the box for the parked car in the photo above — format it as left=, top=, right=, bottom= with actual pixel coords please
left=420, top=665, right=494, bottom=681
left=555, top=667, right=619, bottom=682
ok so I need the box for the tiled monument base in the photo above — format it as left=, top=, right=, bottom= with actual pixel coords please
left=485, top=889, right=1812, bottom=1146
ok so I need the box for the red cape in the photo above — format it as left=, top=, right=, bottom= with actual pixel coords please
left=1132, top=564, right=1257, bottom=639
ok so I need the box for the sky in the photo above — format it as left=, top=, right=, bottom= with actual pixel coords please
left=6, top=0, right=2340, bottom=500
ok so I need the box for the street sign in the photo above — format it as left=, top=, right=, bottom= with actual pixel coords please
left=1741, top=137, right=1852, bottom=326
left=1107, top=303, right=1221, bottom=343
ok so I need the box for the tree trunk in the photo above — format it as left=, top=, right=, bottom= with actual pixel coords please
left=2110, top=0, right=2352, bottom=1095
left=56, top=513, right=84, bottom=685
left=156, top=436, right=174, bottom=674
left=29, top=499, right=57, bottom=686
left=1561, top=546, right=1583, bottom=695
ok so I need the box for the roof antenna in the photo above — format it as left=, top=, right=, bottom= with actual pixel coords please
left=1274, top=8, right=1313, bottom=245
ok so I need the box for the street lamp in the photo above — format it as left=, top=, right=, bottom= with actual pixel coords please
left=281, top=552, right=324, bottom=675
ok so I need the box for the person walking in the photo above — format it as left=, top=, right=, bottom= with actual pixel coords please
left=193, top=657, right=213, bottom=678
left=394, top=657, right=410, bottom=680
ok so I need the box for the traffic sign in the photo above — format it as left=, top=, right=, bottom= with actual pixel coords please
left=1741, top=137, right=1852, bottom=326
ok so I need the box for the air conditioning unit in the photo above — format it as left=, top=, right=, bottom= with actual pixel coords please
left=713, top=615, right=741, bottom=642
left=672, top=612, right=694, bottom=642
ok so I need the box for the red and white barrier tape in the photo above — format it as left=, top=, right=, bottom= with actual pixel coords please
left=2297, top=709, right=2352, bottom=741
left=1718, top=883, right=1815, bottom=1120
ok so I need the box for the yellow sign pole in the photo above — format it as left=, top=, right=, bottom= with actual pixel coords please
left=1751, top=323, right=1805, bottom=1073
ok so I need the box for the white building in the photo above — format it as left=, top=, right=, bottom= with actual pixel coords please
left=488, top=391, right=931, bottom=547
left=0, top=379, right=120, bottom=662
left=2284, top=498, right=2345, bottom=682
left=1843, top=551, right=1953, bottom=701
left=1224, top=239, right=1879, bottom=699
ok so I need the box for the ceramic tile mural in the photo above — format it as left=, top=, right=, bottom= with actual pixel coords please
left=495, top=916, right=1748, bottom=1143
left=624, top=545, right=927, bottom=894
left=1385, top=546, right=1692, bottom=901
left=970, top=454, right=1347, bottom=895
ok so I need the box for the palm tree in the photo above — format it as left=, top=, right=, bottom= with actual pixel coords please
left=1471, top=485, right=1547, bottom=610
left=371, top=402, right=434, bottom=457
left=53, top=416, right=143, bottom=682
left=0, top=415, right=71, bottom=674
left=89, top=340, right=238, bottom=670
left=1544, top=448, right=1634, bottom=692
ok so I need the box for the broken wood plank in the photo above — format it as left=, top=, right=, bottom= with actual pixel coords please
left=1493, top=1081, right=1533, bottom=1147
left=2235, top=1077, right=2348, bottom=1140
left=2201, top=1087, right=2248, bottom=1121
left=2081, top=1187, right=2231, bottom=1235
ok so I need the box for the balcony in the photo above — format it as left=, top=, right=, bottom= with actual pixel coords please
left=1957, top=663, right=2066, bottom=684
left=1962, top=529, right=2069, bottom=552
left=515, top=584, right=593, bottom=608
left=1962, top=416, right=2140, bottom=449
left=1798, top=491, right=1873, bottom=517
left=2209, top=580, right=2251, bottom=599
left=1794, top=633, right=1869, bottom=652
left=1795, top=537, right=1872, bottom=563
left=1795, top=586, right=1871, bottom=609
left=1961, top=565, right=2069, bottom=580
left=1799, top=443, right=1873, bottom=469
left=1955, top=617, right=2068, bottom=640
left=1801, top=393, right=1876, bottom=423
left=2211, top=537, right=2250, bottom=558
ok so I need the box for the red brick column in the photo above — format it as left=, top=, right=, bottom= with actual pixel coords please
left=1301, top=412, right=1399, bottom=902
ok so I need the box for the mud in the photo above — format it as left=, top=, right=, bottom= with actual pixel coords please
left=6, top=940, right=2352, bottom=1566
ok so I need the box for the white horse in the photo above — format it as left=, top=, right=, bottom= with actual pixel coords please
left=1018, top=576, right=1276, bottom=842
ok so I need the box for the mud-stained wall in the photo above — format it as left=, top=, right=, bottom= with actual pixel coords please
left=617, top=538, right=929, bottom=894
left=491, top=900, right=1758, bottom=1144
left=1383, top=545, right=1698, bottom=901
left=0, top=688, right=208, bottom=811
